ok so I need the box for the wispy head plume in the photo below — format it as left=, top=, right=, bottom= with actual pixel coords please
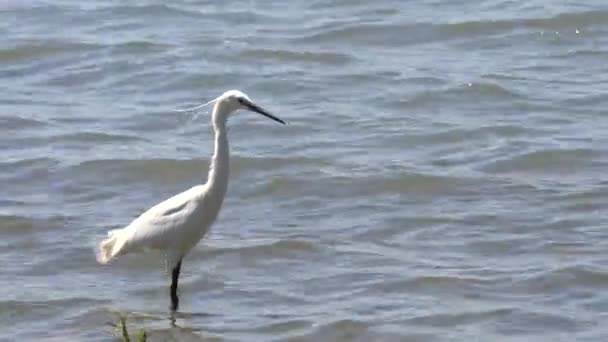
left=174, top=97, right=219, bottom=122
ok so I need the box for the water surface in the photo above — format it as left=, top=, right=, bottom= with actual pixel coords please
left=1, top=0, right=607, bottom=341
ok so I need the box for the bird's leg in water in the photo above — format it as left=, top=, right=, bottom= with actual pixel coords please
left=170, top=260, right=182, bottom=311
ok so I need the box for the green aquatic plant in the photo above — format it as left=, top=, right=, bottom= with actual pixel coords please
left=117, top=315, right=146, bottom=342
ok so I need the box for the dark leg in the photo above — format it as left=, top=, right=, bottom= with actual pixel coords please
left=170, top=259, right=182, bottom=312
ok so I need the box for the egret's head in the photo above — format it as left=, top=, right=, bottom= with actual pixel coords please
left=213, top=90, right=286, bottom=125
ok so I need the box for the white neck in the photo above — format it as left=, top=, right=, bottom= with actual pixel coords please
left=206, top=104, right=230, bottom=198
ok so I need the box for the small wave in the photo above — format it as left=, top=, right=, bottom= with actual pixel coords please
left=393, top=82, right=527, bottom=110
left=440, top=82, right=526, bottom=101
left=294, top=319, right=369, bottom=341
left=55, top=131, right=145, bottom=143
left=0, top=41, right=100, bottom=63
left=555, top=48, right=608, bottom=59
left=247, top=319, right=311, bottom=334
left=206, top=9, right=279, bottom=25
left=0, top=116, right=49, bottom=130
left=68, top=158, right=208, bottom=183
left=395, top=125, right=541, bottom=147
left=108, top=40, right=171, bottom=55
left=551, top=188, right=607, bottom=212
left=466, top=237, right=534, bottom=258
left=244, top=171, right=478, bottom=201
left=291, top=22, right=420, bottom=45
left=344, top=171, right=478, bottom=197
left=406, top=308, right=514, bottom=327
left=290, top=20, right=509, bottom=46
left=455, top=82, right=526, bottom=99
left=507, top=265, right=608, bottom=294
left=493, top=309, right=581, bottom=335
left=65, top=155, right=321, bottom=184
left=203, top=238, right=318, bottom=261
left=562, top=93, right=608, bottom=107
left=0, top=297, right=107, bottom=328
left=239, top=48, right=354, bottom=66
left=353, top=215, right=457, bottom=243
left=232, top=155, right=326, bottom=175
left=291, top=9, right=608, bottom=49
left=93, top=3, right=200, bottom=19
left=291, top=20, right=503, bottom=46
left=0, top=214, right=38, bottom=233
left=517, top=10, right=608, bottom=30
left=373, top=275, right=490, bottom=294
left=481, top=148, right=596, bottom=174
left=0, top=157, right=58, bottom=172
left=0, top=157, right=58, bottom=184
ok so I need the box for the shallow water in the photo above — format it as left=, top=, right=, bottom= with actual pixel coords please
left=1, top=0, right=607, bottom=341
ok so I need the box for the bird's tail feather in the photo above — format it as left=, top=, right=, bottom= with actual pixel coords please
left=96, top=229, right=126, bottom=264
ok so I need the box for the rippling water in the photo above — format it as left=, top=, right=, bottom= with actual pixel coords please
left=1, top=1, right=607, bottom=341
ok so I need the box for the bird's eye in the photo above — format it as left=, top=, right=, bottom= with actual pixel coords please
left=237, top=98, right=244, bottom=104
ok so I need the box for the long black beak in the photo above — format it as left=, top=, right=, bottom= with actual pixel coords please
left=245, top=102, right=286, bottom=125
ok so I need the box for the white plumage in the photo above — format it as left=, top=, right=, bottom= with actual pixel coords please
left=97, top=185, right=213, bottom=265
left=96, top=90, right=286, bottom=311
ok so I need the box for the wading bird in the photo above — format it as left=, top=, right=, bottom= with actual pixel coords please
left=96, top=90, right=286, bottom=311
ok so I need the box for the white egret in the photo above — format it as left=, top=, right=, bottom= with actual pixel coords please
left=96, top=90, right=286, bottom=311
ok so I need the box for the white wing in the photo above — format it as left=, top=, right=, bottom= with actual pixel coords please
left=97, top=185, right=209, bottom=264
left=126, top=185, right=207, bottom=250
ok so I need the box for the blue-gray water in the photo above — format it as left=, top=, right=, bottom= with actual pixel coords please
left=1, top=1, right=607, bottom=341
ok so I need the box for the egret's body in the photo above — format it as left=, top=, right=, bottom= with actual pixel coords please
left=96, top=90, right=285, bottom=311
